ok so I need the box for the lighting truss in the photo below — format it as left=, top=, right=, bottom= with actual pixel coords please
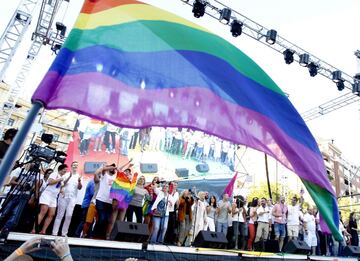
left=179, top=0, right=359, bottom=121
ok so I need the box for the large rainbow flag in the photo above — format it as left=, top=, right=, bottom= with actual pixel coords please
left=31, top=0, right=341, bottom=240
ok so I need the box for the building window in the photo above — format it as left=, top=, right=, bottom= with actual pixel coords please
left=345, top=190, right=349, bottom=196
left=53, top=134, right=60, bottom=142
left=7, top=118, right=15, bottom=127
left=344, top=179, right=349, bottom=185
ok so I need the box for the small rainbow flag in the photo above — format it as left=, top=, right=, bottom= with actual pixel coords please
left=110, top=171, right=138, bottom=209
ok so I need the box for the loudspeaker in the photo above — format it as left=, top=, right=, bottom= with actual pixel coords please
left=175, top=168, right=189, bottom=178
left=343, top=245, right=360, bottom=257
left=283, top=240, right=310, bottom=254
left=253, top=240, right=280, bottom=253
left=192, top=231, right=228, bottom=249
left=111, top=221, right=149, bottom=242
left=140, top=163, right=158, bottom=173
left=265, top=239, right=280, bottom=253
left=196, top=163, right=209, bottom=173
left=84, top=162, right=106, bottom=174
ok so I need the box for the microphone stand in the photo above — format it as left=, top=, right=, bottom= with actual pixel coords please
left=234, top=209, right=240, bottom=250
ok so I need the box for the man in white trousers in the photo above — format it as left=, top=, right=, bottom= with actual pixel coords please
left=52, top=161, right=82, bottom=236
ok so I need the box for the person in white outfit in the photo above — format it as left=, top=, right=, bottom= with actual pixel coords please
left=33, top=164, right=67, bottom=234
left=303, top=207, right=317, bottom=255
left=254, top=198, right=272, bottom=244
left=52, top=162, right=82, bottom=236
left=206, top=195, right=217, bottom=232
left=287, top=196, right=303, bottom=241
left=192, top=191, right=207, bottom=241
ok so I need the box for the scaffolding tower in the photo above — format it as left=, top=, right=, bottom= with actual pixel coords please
left=0, top=0, right=40, bottom=81
left=0, top=0, right=66, bottom=137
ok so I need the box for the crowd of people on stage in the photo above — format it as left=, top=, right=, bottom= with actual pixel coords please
left=77, top=120, right=237, bottom=168
left=0, top=159, right=359, bottom=257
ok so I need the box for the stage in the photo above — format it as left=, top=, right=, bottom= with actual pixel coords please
left=0, top=233, right=357, bottom=261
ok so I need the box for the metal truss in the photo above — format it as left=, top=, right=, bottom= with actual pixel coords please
left=0, top=0, right=65, bottom=136
left=181, top=0, right=360, bottom=121
left=0, top=0, right=40, bottom=81
left=301, top=92, right=360, bottom=121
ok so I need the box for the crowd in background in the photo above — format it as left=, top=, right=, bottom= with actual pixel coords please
left=77, top=119, right=237, bottom=169
left=0, top=159, right=359, bottom=257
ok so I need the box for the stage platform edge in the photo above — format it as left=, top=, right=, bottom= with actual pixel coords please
left=0, top=232, right=356, bottom=261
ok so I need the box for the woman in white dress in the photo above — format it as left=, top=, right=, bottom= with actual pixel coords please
left=192, top=191, right=208, bottom=241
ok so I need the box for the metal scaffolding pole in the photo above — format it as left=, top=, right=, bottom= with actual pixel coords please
left=0, top=0, right=40, bottom=81
left=0, top=0, right=65, bottom=137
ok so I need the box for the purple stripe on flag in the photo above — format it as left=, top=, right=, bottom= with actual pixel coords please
left=32, top=72, right=333, bottom=194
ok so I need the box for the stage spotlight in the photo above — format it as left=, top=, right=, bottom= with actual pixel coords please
left=192, top=0, right=206, bottom=18
left=51, top=44, right=62, bottom=55
left=56, top=22, right=67, bottom=37
left=266, top=29, right=277, bottom=45
left=299, top=53, right=309, bottom=67
left=220, top=8, right=231, bottom=24
left=336, top=80, right=345, bottom=91
left=352, top=81, right=360, bottom=95
left=308, top=62, right=318, bottom=77
left=230, top=20, right=242, bottom=37
left=283, top=49, right=294, bottom=64
left=332, top=70, right=342, bottom=83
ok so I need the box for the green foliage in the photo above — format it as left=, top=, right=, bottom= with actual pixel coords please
left=338, top=197, right=360, bottom=225
left=247, top=182, right=303, bottom=204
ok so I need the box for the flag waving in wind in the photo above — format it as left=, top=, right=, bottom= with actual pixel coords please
left=32, top=0, right=341, bottom=240
left=224, top=172, right=238, bottom=197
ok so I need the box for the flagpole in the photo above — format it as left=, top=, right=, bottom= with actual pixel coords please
left=264, top=153, right=272, bottom=199
left=0, top=101, right=43, bottom=186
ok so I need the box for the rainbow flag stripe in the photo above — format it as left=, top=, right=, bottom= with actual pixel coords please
left=110, top=171, right=138, bottom=209
left=32, top=0, right=340, bottom=239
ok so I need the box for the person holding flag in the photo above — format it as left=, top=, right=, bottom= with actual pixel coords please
left=106, top=161, right=137, bottom=239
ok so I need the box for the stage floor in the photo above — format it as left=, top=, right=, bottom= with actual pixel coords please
left=0, top=233, right=357, bottom=261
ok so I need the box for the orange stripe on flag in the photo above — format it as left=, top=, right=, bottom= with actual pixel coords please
left=81, top=0, right=144, bottom=14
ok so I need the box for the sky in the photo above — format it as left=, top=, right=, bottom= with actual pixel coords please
left=0, top=0, right=359, bottom=164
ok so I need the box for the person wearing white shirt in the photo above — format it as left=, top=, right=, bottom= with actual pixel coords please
left=164, top=181, right=179, bottom=244
left=192, top=192, right=208, bottom=241
left=92, top=164, right=117, bottom=239
left=254, top=198, right=272, bottom=244
left=231, top=195, right=247, bottom=250
left=52, top=162, right=82, bottom=236
left=32, top=165, right=66, bottom=234
left=287, top=196, right=303, bottom=240
left=150, top=183, right=174, bottom=244
left=303, top=208, right=317, bottom=255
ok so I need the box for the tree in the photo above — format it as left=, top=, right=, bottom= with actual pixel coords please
left=337, top=197, right=360, bottom=226
left=247, top=182, right=300, bottom=204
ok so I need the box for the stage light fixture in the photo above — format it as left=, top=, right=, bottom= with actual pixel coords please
left=192, top=0, right=206, bottom=18
left=265, top=29, right=277, bottom=45
left=220, top=8, right=231, bottom=24
left=230, top=20, right=242, bottom=37
left=299, top=54, right=309, bottom=67
left=336, top=80, right=345, bottom=91
left=51, top=44, right=62, bottom=55
left=283, top=49, right=294, bottom=64
left=56, top=22, right=67, bottom=37
left=352, top=81, right=360, bottom=95
left=308, top=62, right=318, bottom=77
left=332, top=70, right=342, bottom=83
